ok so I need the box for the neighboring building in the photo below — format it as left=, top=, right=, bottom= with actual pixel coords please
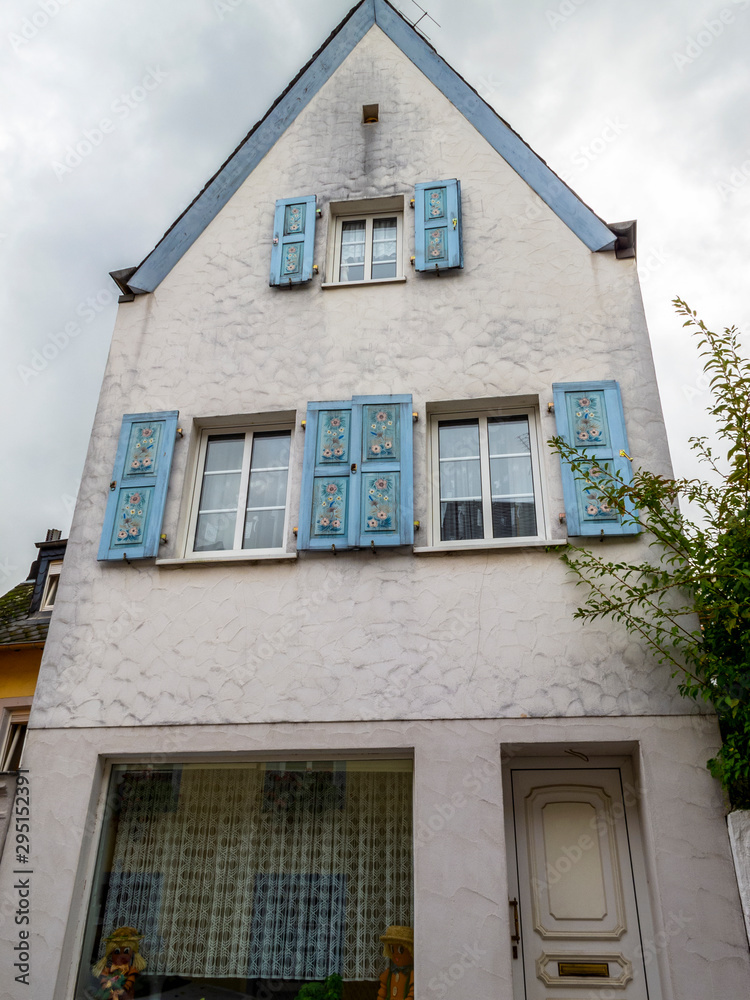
left=0, top=530, right=66, bottom=856
left=5, top=2, right=749, bottom=998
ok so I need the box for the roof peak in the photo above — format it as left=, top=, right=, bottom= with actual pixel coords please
left=118, top=0, right=616, bottom=297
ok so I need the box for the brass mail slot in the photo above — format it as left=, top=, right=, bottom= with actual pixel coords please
left=558, top=961, right=610, bottom=978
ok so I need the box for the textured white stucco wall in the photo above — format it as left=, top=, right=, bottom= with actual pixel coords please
left=1, top=717, right=748, bottom=1000
left=11, top=27, right=746, bottom=1000
left=31, top=26, right=682, bottom=732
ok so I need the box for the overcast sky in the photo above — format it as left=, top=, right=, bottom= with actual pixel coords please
left=2, top=0, right=749, bottom=586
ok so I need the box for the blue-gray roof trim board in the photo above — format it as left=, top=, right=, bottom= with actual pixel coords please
left=126, top=0, right=616, bottom=294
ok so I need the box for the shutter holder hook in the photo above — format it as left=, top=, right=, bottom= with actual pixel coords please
left=331, top=543, right=337, bottom=555
left=370, top=540, right=377, bottom=555
left=122, top=552, right=131, bottom=565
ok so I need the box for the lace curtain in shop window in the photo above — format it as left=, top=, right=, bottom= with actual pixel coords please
left=100, top=766, right=413, bottom=980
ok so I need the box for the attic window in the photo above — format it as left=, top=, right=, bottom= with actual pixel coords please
left=362, top=104, right=379, bottom=124
left=41, top=560, right=62, bottom=611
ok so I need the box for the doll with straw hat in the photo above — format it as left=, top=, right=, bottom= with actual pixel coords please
left=91, top=926, right=147, bottom=1000
left=377, top=926, right=414, bottom=1000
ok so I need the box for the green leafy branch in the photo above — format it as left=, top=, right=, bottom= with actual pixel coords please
left=550, top=299, right=750, bottom=806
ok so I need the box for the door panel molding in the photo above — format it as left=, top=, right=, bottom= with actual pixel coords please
left=525, top=783, right=627, bottom=938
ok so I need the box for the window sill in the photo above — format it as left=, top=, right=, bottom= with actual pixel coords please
left=320, top=276, right=407, bottom=289
left=413, top=539, right=567, bottom=555
left=156, top=552, right=298, bottom=567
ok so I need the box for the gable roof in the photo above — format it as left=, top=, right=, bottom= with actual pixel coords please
left=119, top=0, right=617, bottom=297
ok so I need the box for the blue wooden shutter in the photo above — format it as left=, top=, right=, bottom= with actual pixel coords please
left=98, top=410, right=179, bottom=561
left=298, top=401, right=354, bottom=550
left=269, top=195, right=317, bottom=286
left=298, top=395, right=413, bottom=550
left=414, top=179, right=462, bottom=271
left=351, top=395, right=414, bottom=548
left=552, top=381, right=639, bottom=536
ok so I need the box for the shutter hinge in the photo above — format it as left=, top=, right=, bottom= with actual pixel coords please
left=409, top=198, right=415, bottom=208
left=110, top=481, right=117, bottom=491
left=547, top=402, right=555, bottom=414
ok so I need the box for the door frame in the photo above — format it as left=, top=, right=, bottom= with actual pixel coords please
left=503, top=752, right=665, bottom=1000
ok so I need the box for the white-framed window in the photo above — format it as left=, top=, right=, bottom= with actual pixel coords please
left=429, top=403, right=548, bottom=546
left=324, top=197, right=405, bottom=286
left=186, top=424, right=292, bottom=557
left=0, top=706, right=30, bottom=772
left=40, top=559, right=63, bottom=610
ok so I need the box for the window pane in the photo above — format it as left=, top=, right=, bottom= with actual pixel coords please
left=439, top=459, right=482, bottom=500
left=488, top=416, right=530, bottom=456
left=1, top=721, right=27, bottom=771
left=438, top=421, right=483, bottom=540
left=490, top=456, right=534, bottom=498
left=340, top=220, right=366, bottom=281
left=438, top=420, right=480, bottom=460
left=244, top=507, right=285, bottom=549
left=243, top=431, right=290, bottom=549
left=251, top=431, right=290, bottom=470
left=371, top=217, right=397, bottom=278
left=75, top=760, right=413, bottom=998
left=488, top=417, right=536, bottom=537
left=43, top=575, right=60, bottom=608
left=194, top=510, right=236, bottom=551
left=247, top=470, right=289, bottom=509
left=441, top=499, right=484, bottom=541
left=198, top=471, right=242, bottom=511
left=492, top=498, right=537, bottom=538
left=203, top=434, right=244, bottom=472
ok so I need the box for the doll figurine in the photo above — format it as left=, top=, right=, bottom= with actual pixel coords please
left=377, top=926, right=414, bottom=1000
left=91, top=926, right=147, bottom=1000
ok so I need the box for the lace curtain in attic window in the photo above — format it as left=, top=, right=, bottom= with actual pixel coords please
left=97, top=763, right=413, bottom=981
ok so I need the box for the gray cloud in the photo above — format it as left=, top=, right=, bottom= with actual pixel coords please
left=2, top=0, right=748, bottom=579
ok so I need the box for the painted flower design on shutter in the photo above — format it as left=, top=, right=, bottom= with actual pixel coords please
left=364, top=405, right=398, bottom=460
left=573, top=393, right=609, bottom=447
left=428, top=229, right=446, bottom=260
left=282, top=244, right=302, bottom=275
left=112, top=488, right=153, bottom=545
left=363, top=473, right=399, bottom=532
left=317, top=410, right=350, bottom=464
left=312, top=479, right=347, bottom=536
left=579, top=461, right=618, bottom=521
left=124, top=422, right=163, bottom=478
left=284, top=204, right=305, bottom=235
left=427, top=188, right=446, bottom=219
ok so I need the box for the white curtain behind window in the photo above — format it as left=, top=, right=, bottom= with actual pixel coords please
left=101, top=765, right=413, bottom=981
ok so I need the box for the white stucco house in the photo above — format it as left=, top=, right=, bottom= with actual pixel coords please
left=4, top=2, right=749, bottom=997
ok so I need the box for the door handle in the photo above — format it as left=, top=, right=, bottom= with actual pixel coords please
left=509, top=898, right=520, bottom=959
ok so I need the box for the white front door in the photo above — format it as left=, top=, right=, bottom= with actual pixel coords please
left=507, top=760, right=657, bottom=1000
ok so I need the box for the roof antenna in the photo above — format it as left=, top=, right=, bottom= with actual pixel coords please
left=398, top=0, right=441, bottom=39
